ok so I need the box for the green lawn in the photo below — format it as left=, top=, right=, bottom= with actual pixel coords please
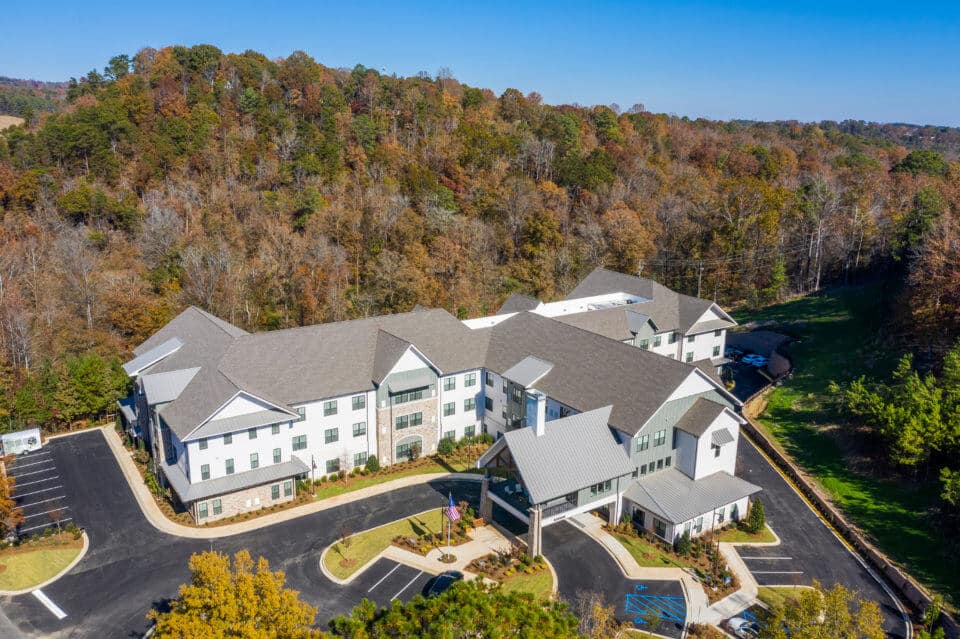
left=612, top=532, right=689, bottom=568
left=323, top=508, right=450, bottom=580
left=717, top=524, right=776, bottom=544
left=756, top=585, right=811, bottom=610
left=735, top=285, right=957, bottom=607
left=311, top=458, right=481, bottom=500
left=0, top=537, right=83, bottom=591
left=498, top=569, right=554, bottom=598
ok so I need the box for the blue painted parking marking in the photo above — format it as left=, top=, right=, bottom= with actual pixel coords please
left=741, top=609, right=758, bottom=622
left=625, top=588, right=685, bottom=625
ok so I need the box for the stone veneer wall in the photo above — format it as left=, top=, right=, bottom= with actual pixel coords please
left=193, top=479, right=295, bottom=523
left=376, top=397, right=439, bottom=465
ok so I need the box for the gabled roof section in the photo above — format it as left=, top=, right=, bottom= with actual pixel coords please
left=503, top=356, right=554, bottom=388
left=498, top=293, right=542, bottom=314
left=673, top=398, right=729, bottom=438
left=623, top=469, right=761, bottom=525
left=554, top=307, right=657, bottom=341
left=565, top=268, right=656, bottom=300
left=133, top=306, right=245, bottom=357
left=372, top=330, right=415, bottom=384
left=188, top=408, right=295, bottom=440
left=141, top=367, right=200, bottom=405
left=500, top=406, right=634, bottom=504
left=123, top=337, right=183, bottom=376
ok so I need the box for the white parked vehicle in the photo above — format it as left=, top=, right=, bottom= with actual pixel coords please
left=1, top=427, right=42, bottom=456
left=728, top=617, right=760, bottom=638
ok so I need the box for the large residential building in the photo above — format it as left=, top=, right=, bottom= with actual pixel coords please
left=118, top=267, right=758, bottom=539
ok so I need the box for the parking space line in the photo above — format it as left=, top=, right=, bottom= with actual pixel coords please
left=20, top=518, right=72, bottom=534
left=23, top=506, right=70, bottom=520
left=752, top=571, right=804, bottom=575
left=7, top=459, right=53, bottom=470
left=740, top=556, right=792, bottom=560
left=367, top=563, right=401, bottom=593
left=15, top=486, right=64, bottom=499
left=32, top=589, right=67, bottom=620
left=391, top=571, right=423, bottom=600
left=20, top=496, right=66, bottom=509
left=8, top=468, right=56, bottom=479
left=13, top=476, right=60, bottom=488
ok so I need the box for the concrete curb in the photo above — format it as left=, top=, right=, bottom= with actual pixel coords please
left=722, top=523, right=782, bottom=548
left=99, top=425, right=483, bottom=539
left=0, top=531, right=89, bottom=596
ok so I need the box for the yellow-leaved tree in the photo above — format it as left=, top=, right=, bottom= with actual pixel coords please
left=148, top=550, right=327, bottom=639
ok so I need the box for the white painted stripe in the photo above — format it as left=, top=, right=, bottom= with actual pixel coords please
left=367, top=563, right=401, bottom=592
left=752, top=571, right=804, bottom=575
left=22, top=506, right=70, bottom=520
left=19, top=518, right=72, bottom=534
left=13, top=476, right=60, bottom=488
left=14, top=486, right=63, bottom=498
left=32, top=589, right=67, bottom=620
left=740, top=556, right=792, bottom=560
left=8, top=468, right=56, bottom=479
left=391, top=571, right=423, bottom=601
left=20, top=496, right=66, bottom=509
left=8, top=459, right=54, bottom=470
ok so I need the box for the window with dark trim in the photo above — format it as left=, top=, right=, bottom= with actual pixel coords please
left=444, top=377, right=456, bottom=391
left=465, top=373, right=477, bottom=387
left=323, top=400, right=337, bottom=416
left=352, top=395, right=366, bottom=410
left=324, top=427, right=339, bottom=444
left=352, top=422, right=367, bottom=437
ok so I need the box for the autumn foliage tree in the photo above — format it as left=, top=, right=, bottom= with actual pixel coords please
left=0, top=469, right=24, bottom=537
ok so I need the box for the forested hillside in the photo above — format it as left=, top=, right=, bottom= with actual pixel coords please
left=0, top=45, right=958, bottom=429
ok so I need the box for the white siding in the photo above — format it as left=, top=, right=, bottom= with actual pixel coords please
left=674, top=430, right=698, bottom=478
left=482, top=370, right=509, bottom=437
left=679, top=330, right=726, bottom=363
left=387, top=347, right=435, bottom=376
left=209, top=393, right=276, bottom=420
left=438, top=369, right=483, bottom=440
left=690, top=410, right=740, bottom=479
left=666, top=370, right=717, bottom=402
left=291, top=390, right=377, bottom=476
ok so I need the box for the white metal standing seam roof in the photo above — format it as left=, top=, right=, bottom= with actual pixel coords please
left=141, top=367, right=200, bottom=405
left=711, top=428, right=735, bottom=446
left=623, top=468, right=761, bottom=525
left=122, top=337, right=183, bottom=376
left=502, top=356, right=554, bottom=388
left=500, top=406, right=635, bottom=505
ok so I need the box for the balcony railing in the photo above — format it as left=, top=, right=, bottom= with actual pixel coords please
left=542, top=499, right=577, bottom=519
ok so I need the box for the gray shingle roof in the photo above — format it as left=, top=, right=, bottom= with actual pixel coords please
left=162, top=457, right=309, bottom=503
left=190, top=408, right=296, bottom=440
left=498, top=293, right=542, bottom=314
left=497, top=407, right=635, bottom=504
left=673, top=398, right=729, bottom=437
left=623, top=469, right=761, bottom=525
left=503, top=356, right=554, bottom=388
left=372, top=330, right=415, bottom=384
left=553, top=307, right=656, bottom=341
left=484, top=312, right=695, bottom=436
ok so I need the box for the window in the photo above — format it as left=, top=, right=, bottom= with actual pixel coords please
left=640, top=464, right=647, bottom=475
left=685, top=352, right=694, bottom=363
left=511, top=387, right=523, bottom=402
left=410, top=412, right=423, bottom=426
left=326, top=458, right=340, bottom=474
left=273, top=448, right=281, bottom=464
left=482, top=397, right=490, bottom=411
left=464, top=425, right=475, bottom=438
left=444, top=377, right=456, bottom=391
left=283, top=480, right=293, bottom=496
left=669, top=332, right=678, bottom=344
left=248, top=427, right=257, bottom=440
left=223, top=433, right=232, bottom=445
left=653, top=335, right=662, bottom=347
left=665, top=456, right=671, bottom=467
left=199, top=438, right=208, bottom=450
left=225, top=458, right=234, bottom=475
left=654, top=429, right=666, bottom=446
left=352, top=422, right=367, bottom=437
left=292, top=434, right=307, bottom=451
left=200, top=464, right=210, bottom=481
left=717, top=507, right=726, bottom=523
left=250, top=452, right=259, bottom=469
left=396, top=440, right=419, bottom=460
left=323, top=400, right=337, bottom=416
left=354, top=451, right=368, bottom=467
left=393, top=389, right=424, bottom=405
left=396, top=414, right=409, bottom=430
left=352, top=394, right=366, bottom=411
left=713, top=345, right=721, bottom=357
left=465, top=373, right=477, bottom=387
left=656, top=459, right=664, bottom=470
left=502, top=380, right=507, bottom=392
left=713, top=444, right=721, bottom=458
left=198, top=502, right=208, bottom=519
left=485, top=372, right=494, bottom=387
left=324, top=427, right=339, bottom=444
left=271, top=484, right=280, bottom=500
left=444, top=430, right=455, bottom=440
left=654, top=518, right=667, bottom=539
left=638, top=434, right=649, bottom=451
left=590, top=480, right=612, bottom=495
left=294, top=407, right=306, bottom=422
left=271, top=424, right=280, bottom=435
left=714, top=329, right=722, bottom=337
left=695, top=516, right=704, bottom=533
left=687, top=334, right=695, bottom=343
left=639, top=339, right=650, bottom=350
left=212, top=499, right=222, bottom=515
left=443, top=402, right=455, bottom=417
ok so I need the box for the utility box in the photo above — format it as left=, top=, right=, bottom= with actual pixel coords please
left=1, top=427, right=42, bottom=456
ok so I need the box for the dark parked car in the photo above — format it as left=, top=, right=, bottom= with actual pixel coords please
left=426, top=571, right=464, bottom=597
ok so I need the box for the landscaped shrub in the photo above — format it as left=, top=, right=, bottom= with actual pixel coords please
left=328, top=473, right=339, bottom=482
left=437, top=438, right=455, bottom=456
left=144, top=470, right=161, bottom=496
left=365, top=455, right=380, bottom=472
left=747, top=498, right=766, bottom=534
left=675, top=530, right=692, bottom=556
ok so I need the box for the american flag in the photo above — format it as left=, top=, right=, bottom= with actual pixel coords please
left=445, top=493, right=461, bottom=522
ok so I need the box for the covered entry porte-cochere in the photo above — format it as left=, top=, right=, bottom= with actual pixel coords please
left=476, top=406, right=635, bottom=557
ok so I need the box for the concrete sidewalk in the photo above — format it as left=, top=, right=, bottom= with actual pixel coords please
left=99, top=425, right=481, bottom=539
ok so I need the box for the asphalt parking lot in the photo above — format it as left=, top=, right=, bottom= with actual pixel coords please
left=735, top=436, right=908, bottom=638
left=6, top=449, right=74, bottom=536
left=349, top=558, right=435, bottom=607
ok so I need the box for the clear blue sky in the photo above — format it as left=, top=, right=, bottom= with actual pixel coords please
left=3, top=1, right=959, bottom=125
